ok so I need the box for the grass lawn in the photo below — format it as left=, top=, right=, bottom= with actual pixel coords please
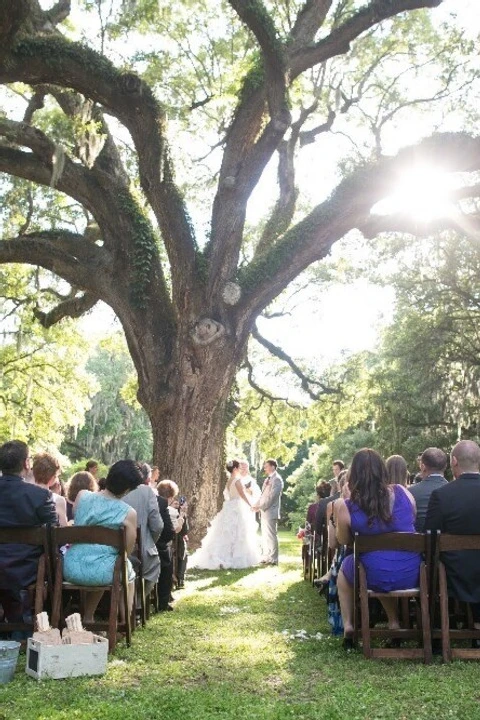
left=2, top=530, right=480, bottom=720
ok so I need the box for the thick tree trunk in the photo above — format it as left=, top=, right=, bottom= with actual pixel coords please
left=143, top=333, right=242, bottom=546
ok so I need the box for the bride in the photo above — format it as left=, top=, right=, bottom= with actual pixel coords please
left=189, top=459, right=261, bottom=569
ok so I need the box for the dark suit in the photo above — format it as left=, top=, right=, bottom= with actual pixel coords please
left=409, top=474, right=448, bottom=532
left=0, top=474, right=57, bottom=590
left=0, top=473, right=57, bottom=625
left=156, top=495, right=175, bottom=610
left=425, top=473, right=480, bottom=604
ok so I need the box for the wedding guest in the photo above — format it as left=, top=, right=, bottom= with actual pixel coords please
left=0, top=440, right=57, bottom=631
left=63, top=460, right=138, bottom=623
left=409, top=447, right=447, bottom=532
left=85, top=459, right=99, bottom=479
left=65, top=471, right=98, bottom=523
left=336, top=448, right=420, bottom=649
left=32, top=452, right=68, bottom=526
left=157, top=480, right=185, bottom=610
left=155, top=484, right=175, bottom=612
left=149, top=465, right=160, bottom=494
left=425, top=440, right=480, bottom=630
left=386, top=455, right=409, bottom=486
left=174, top=496, right=189, bottom=589
left=123, top=464, right=163, bottom=598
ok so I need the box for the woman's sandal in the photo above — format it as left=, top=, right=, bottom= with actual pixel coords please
left=342, top=634, right=355, bottom=650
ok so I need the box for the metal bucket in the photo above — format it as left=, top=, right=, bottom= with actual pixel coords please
left=0, top=641, right=21, bottom=684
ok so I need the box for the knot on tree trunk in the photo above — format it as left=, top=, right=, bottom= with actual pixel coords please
left=192, top=318, right=225, bottom=346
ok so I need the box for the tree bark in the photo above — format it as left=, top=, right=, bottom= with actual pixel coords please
left=144, top=332, right=243, bottom=544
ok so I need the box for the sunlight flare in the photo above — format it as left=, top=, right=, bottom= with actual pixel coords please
left=373, top=166, right=456, bottom=221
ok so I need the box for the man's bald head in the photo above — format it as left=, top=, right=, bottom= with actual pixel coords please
left=451, top=440, right=480, bottom=477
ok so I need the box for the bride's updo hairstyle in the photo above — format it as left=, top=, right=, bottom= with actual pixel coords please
left=226, top=459, right=240, bottom=473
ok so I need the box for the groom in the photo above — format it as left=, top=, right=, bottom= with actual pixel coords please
left=252, top=459, right=283, bottom=566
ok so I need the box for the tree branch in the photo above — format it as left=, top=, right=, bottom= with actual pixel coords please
left=252, top=324, right=338, bottom=400
left=290, top=0, right=444, bottom=77
left=33, top=290, right=99, bottom=328
left=290, top=0, right=334, bottom=53
left=228, top=0, right=288, bottom=119
left=1, top=31, right=198, bottom=292
left=208, top=0, right=443, bottom=297
left=0, top=230, right=110, bottom=293
left=236, top=132, right=480, bottom=327
left=244, top=356, right=301, bottom=407
left=0, top=118, right=112, bottom=216
left=359, top=211, right=480, bottom=240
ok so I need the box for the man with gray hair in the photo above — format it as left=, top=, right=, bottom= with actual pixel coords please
left=425, top=439, right=480, bottom=631
left=409, top=447, right=448, bottom=532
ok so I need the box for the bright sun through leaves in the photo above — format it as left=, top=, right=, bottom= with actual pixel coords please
left=373, top=166, right=456, bottom=222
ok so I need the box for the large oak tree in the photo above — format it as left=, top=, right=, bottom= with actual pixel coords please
left=1, top=0, right=479, bottom=537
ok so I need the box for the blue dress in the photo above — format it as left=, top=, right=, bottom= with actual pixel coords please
left=341, top=485, right=421, bottom=592
left=63, top=491, right=134, bottom=585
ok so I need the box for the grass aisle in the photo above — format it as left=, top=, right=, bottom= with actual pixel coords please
left=2, top=531, right=480, bottom=720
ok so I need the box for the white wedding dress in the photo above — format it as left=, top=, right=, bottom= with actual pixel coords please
left=189, top=478, right=261, bottom=569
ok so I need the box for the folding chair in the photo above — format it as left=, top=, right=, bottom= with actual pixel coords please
left=0, top=526, right=51, bottom=636
left=301, top=535, right=309, bottom=580
left=307, top=531, right=315, bottom=584
left=51, top=525, right=132, bottom=652
left=354, top=532, right=432, bottom=662
left=431, top=532, right=480, bottom=662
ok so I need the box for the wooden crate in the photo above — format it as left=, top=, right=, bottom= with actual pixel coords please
left=25, top=636, right=108, bottom=680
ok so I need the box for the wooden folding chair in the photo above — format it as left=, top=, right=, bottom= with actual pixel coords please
left=51, top=525, right=132, bottom=652
left=354, top=532, right=432, bottom=662
left=307, top=532, right=315, bottom=584
left=431, top=532, right=480, bottom=662
left=0, top=526, right=51, bottom=636
left=301, top=536, right=309, bottom=580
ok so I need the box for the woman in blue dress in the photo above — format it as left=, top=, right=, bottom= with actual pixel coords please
left=335, top=448, right=420, bottom=648
left=63, top=460, right=139, bottom=623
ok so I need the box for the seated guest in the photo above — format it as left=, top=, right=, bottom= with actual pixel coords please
left=63, top=460, right=138, bottom=623
left=336, top=448, right=420, bottom=648
left=425, top=440, right=480, bottom=631
left=314, top=479, right=340, bottom=538
left=409, top=447, right=447, bottom=532
left=85, top=459, right=99, bottom=480
left=33, top=452, right=68, bottom=526
left=306, top=482, right=327, bottom=529
left=65, top=471, right=98, bottom=522
left=123, top=463, right=163, bottom=598
left=150, top=466, right=160, bottom=494
left=0, top=440, right=58, bottom=630
left=325, top=471, right=351, bottom=635
left=386, top=455, right=409, bottom=486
